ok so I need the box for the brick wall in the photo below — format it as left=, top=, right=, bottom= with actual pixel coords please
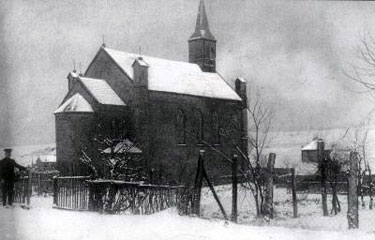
left=145, top=91, right=242, bottom=184
left=55, top=113, right=94, bottom=176
left=55, top=109, right=132, bottom=176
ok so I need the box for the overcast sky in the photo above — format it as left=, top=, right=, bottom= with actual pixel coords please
left=1, top=0, right=375, bottom=147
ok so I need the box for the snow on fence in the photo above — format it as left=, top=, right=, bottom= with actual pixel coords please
left=87, top=180, right=183, bottom=214
left=53, top=177, right=184, bottom=214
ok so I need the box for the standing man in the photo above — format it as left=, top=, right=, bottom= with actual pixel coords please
left=0, top=148, right=27, bottom=206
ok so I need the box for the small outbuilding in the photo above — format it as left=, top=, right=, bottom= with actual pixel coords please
left=301, top=138, right=332, bottom=163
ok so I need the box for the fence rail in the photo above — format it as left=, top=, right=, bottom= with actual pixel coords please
left=286, top=181, right=349, bottom=194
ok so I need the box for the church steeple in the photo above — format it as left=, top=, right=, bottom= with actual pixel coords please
left=188, top=0, right=216, bottom=72
left=190, top=0, right=215, bottom=41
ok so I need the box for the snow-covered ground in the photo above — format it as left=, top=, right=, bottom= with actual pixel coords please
left=0, top=196, right=373, bottom=240
left=200, top=185, right=375, bottom=233
left=1, top=186, right=375, bottom=240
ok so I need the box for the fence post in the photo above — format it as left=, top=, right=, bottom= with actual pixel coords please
left=88, top=181, right=95, bottom=211
left=53, top=176, right=58, bottom=206
left=369, top=167, right=373, bottom=210
left=231, top=154, right=238, bottom=223
left=348, top=151, right=359, bottom=229
left=26, top=169, right=32, bottom=206
left=264, top=153, right=276, bottom=220
left=317, top=139, right=328, bottom=216
left=291, top=167, right=298, bottom=218
left=192, top=150, right=205, bottom=216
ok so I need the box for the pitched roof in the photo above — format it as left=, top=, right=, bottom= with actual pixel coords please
left=102, top=139, right=142, bottom=154
left=189, top=0, right=216, bottom=41
left=301, top=139, right=332, bottom=151
left=54, top=93, right=94, bottom=114
left=103, top=47, right=241, bottom=101
left=78, top=77, right=126, bottom=106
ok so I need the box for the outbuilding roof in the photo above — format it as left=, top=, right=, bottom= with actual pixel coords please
left=102, top=139, right=142, bottom=154
left=54, top=93, right=94, bottom=114
left=102, top=47, right=241, bottom=101
left=79, top=77, right=126, bottom=106
left=301, top=139, right=332, bottom=151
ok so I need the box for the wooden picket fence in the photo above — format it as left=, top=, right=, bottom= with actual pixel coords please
left=53, top=176, right=90, bottom=210
left=53, top=176, right=183, bottom=214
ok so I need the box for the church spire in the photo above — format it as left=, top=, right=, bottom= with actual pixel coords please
left=189, top=0, right=215, bottom=41
left=188, top=0, right=216, bottom=72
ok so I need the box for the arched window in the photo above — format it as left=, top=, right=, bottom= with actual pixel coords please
left=210, top=47, right=215, bottom=59
left=212, top=111, right=220, bottom=144
left=176, top=109, right=186, bottom=144
left=196, top=111, right=204, bottom=143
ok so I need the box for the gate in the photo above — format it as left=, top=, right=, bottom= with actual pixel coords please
left=13, top=175, right=32, bottom=205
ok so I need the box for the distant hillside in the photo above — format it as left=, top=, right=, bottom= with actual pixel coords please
left=3, top=144, right=56, bottom=167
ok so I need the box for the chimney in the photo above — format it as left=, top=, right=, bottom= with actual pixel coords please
left=67, top=70, right=79, bottom=91
left=235, top=77, right=247, bottom=104
left=132, top=57, right=149, bottom=87
left=235, top=77, right=248, bottom=156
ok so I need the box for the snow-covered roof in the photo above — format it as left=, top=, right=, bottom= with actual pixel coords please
left=102, top=139, right=142, bottom=154
left=54, top=93, right=94, bottom=114
left=103, top=47, right=241, bottom=101
left=36, top=155, right=56, bottom=163
left=236, top=77, right=247, bottom=83
left=68, top=71, right=79, bottom=78
left=79, top=77, right=125, bottom=106
left=132, top=57, right=149, bottom=67
left=301, top=139, right=332, bottom=151
left=301, top=140, right=318, bottom=151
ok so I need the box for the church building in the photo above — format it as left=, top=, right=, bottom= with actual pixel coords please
left=54, top=0, right=248, bottom=184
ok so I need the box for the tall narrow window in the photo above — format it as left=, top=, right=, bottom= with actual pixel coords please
left=197, top=111, right=204, bottom=143
left=213, top=111, right=220, bottom=144
left=210, top=48, right=215, bottom=59
left=177, top=109, right=186, bottom=144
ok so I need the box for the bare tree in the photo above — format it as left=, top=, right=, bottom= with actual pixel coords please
left=342, top=30, right=375, bottom=209
left=344, top=31, right=375, bottom=95
left=204, top=88, right=275, bottom=217
left=78, top=118, right=145, bottom=181
left=331, top=120, right=372, bottom=209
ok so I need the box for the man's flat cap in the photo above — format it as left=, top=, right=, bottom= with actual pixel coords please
left=3, top=148, right=12, bottom=153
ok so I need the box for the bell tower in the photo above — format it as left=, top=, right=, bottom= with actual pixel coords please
left=188, top=0, right=216, bottom=73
